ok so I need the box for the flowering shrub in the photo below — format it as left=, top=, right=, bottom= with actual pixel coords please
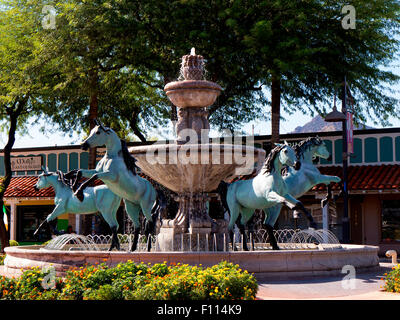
left=383, top=264, right=400, bottom=293
left=9, top=240, right=19, bottom=247
left=0, top=260, right=258, bottom=300
left=0, top=266, right=64, bottom=300
left=0, top=255, right=5, bottom=265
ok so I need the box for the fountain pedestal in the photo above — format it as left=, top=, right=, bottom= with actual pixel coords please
left=130, top=48, right=265, bottom=251
left=156, top=193, right=229, bottom=251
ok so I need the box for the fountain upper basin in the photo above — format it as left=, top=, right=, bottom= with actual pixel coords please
left=164, top=80, right=222, bottom=108
left=129, top=143, right=265, bottom=193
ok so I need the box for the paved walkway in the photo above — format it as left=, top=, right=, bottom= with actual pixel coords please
left=256, top=262, right=400, bottom=300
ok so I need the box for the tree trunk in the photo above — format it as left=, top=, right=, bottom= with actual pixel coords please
left=0, top=108, right=21, bottom=253
left=130, top=107, right=147, bottom=142
left=88, top=69, right=99, bottom=170
left=270, top=77, right=281, bottom=145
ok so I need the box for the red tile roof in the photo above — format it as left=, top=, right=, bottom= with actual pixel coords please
left=2, top=164, right=400, bottom=198
left=313, top=164, right=400, bottom=192
left=2, top=176, right=104, bottom=198
left=231, top=164, right=400, bottom=193
left=3, top=176, right=53, bottom=198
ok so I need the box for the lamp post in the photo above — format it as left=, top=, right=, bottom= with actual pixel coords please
left=324, top=78, right=350, bottom=244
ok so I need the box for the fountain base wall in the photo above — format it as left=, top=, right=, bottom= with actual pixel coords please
left=3, top=244, right=379, bottom=279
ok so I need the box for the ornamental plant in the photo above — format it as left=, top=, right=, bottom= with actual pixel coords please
left=383, top=264, right=400, bottom=293
left=0, top=260, right=258, bottom=300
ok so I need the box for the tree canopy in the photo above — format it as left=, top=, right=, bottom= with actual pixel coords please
left=2, top=0, right=400, bottom=141
left=0, top=0, right=62, bottom=251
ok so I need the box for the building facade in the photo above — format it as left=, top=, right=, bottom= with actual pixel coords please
left=1, top=128, right=400, bottom=254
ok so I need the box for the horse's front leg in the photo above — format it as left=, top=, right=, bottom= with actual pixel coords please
left=268, top=191, right=317, bottom=229
left=319, top=174, right=341, bottom=185
left=34, top=204, right=65, bottom=236
left=284, top=194, right=317, bottom=229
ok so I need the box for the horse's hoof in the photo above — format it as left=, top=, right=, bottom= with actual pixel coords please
left=272, top=246, right=280, bottom=250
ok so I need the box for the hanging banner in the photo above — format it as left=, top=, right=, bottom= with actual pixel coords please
left=346, top=111, right=354, bottom=154
left=2, top=205, right=8, bottom=231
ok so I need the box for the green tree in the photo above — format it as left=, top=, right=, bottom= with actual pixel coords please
left=0, top=0, right=61, bottom=251
left=28, top=0, right=400, bottom=146
left=37, top=0, right=269, bottom=141
left=242, top=0, right=400, bottom=142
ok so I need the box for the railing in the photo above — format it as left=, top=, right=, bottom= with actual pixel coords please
left=42, top=228, right=341, bottom=252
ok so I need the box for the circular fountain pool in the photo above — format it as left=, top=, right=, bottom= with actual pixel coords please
left=3, top=229, right=379, bottom=279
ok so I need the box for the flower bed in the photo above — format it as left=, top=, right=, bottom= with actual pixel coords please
left=0, top=260, right=258, bottom=300
left=383, top=264, right=400, bottom=293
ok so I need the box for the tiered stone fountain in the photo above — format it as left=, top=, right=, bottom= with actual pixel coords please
left=129, top=48, right=265, bottom=251
left=3, top=49, right=380, bottom=279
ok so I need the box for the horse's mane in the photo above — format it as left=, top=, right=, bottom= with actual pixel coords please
left=294, top=136, right=323, bottom=159
left=261, top=145, right=285, bottom=175
left=120, top=139, right=138, bottom=175
left=56, top=170, right=79, bottom=189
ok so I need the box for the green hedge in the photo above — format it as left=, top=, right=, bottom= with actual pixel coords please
left=0, top=260, right=258, bottom=300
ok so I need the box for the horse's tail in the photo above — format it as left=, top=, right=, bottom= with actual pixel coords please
left=217, top=181, right=230, bottom=215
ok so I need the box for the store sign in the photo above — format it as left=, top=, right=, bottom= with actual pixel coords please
left=346, top=112, right=354, bottom=154
left=11, top=156, right=42, bottom=171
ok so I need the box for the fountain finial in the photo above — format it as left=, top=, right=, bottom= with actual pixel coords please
left=181, top=48, right=204, bottom=80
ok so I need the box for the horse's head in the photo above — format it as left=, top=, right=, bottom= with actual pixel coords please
left=313, top=140, right=331, bottom=161
left=81, top=119, right=113, bottom=150
left=277, top=142, right=301, bottom=170
left=35, top=167, right=54, bottom=191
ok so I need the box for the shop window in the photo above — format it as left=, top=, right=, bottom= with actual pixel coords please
left=350, top=138, right=362, bottom=163
left=0, top=156, right=4, bottom=175
left=380, top=137, right=393, bottom=162
left=334, top=139, right=343, bottom=164
left=364, top=137, right=378, bottom=163
left=36, top=154, right=47, bottom=175
left=17, top=205, right=55, bottom=242
left=320, top=140, right=333, bottom=165
left=69, top=152, right=78, bottom=171
left=80, top=152, right=89, bottom=169
left=58, top=153, right=68, bottom=172
left=396, top=137, right=400, bottom=161
left=382, top=200, right=400, bottom=242
left=48, top=154, right=57, bottom=172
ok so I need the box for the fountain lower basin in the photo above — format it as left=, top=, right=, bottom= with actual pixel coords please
left=3, top=244, right=380, bottom=279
